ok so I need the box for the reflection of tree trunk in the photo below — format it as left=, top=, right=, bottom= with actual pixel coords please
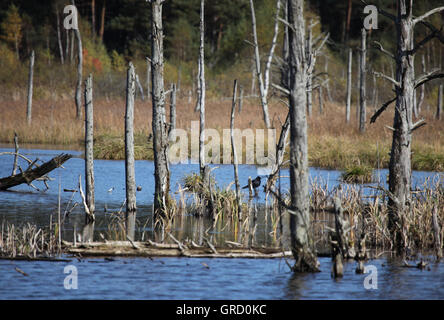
left=82, top=222, right=95, bottom=243
left=287, top=0, right=319, bottom=273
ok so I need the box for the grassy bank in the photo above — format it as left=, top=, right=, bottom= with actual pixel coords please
left=0, top=96, right=443, bottom=171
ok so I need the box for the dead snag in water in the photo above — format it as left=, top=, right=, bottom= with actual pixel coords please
left=84, top=74, right=95, bottom=218
left=230, top=80, right=242, bottom=220
left=125, top=62, right=137, bottom=240
left=150, top=0, right=170, bottom=221
left=287, top=0, right=320, bottom=273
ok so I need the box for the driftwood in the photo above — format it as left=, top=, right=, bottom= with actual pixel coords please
left=0, top=153, right=72, bottom=190
left=62, top=240, right=293, bottom=259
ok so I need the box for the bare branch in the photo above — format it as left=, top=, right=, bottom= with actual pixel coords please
left=411, top=28, right=441, bottom=55
left=413, top=7, right=444, bottom=25
left=374, top=71, right=400, bottom=87
left=314, top=32, right=330, bottom=56
left=410, top=119, right=427, bottom=133
left=277, top=17, right=295, bottom=33
left=370, top=96, right=397, bottom=123
left=415, top=69, right=444, bottom=88
left=419, top=21, right=444, bottom=44
left=373, top=41, right=395, bottom=60
left=272, top=83, right=290, bottom=95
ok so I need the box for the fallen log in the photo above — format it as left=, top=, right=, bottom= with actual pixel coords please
left=62, top=240, right=293, bottom=259
left=0, top=153, right=72, bottom=190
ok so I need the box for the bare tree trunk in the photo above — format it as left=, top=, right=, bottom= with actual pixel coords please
left=388, top=1, right=414, bottom=251
left=84, top=74, right=95, bottom=219
left=417, top=55, right=426, bottom=113
left=146, top=57, right=151, bottom=99
left=346, top=48, right=352, bottom=123
left=230, top=80, right=242, bottom=220
left=135, top=74, right=144, bottom=101
left=56, top=5, right=64, bottom=65
left=125, top=65, right=136, bottom=207
left=91, top=0, right=96, bottom=39
left=437, top=84, right=443, bottom=120
left=287, top=0, right=319, bottom=272
left=306, top=23, right=313, bottom=117
left=238, top=85, right=244, bottom=114
left=151, top=0, right=170, bottom=219
left=99, top=0, right=106, bottom=41
left=125, top=63, right=136, bottom=239
left=73, top=6, right=83, bottom=120
left=26, top=50, right=34, bottom=125
left=249, top=0, right=276, bottom=129
left=198, top=0, right=206, bottom=176
left=169, top=83, right=177, bottom=136
left=359, top=28, right=367, bottom=133
left=318, top=86, right=323, bottom=114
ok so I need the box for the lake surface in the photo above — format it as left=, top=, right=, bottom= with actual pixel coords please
left=1, top=256, right=443, bottom=299
left=0, top=146, right=443, bottom=300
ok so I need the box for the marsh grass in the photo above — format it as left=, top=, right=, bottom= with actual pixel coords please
left=1, top=96, right=442, bottom=170
left=341, top=164, right=374, bottom=184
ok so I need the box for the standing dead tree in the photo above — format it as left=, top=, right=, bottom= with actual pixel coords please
left=230, top=80, right=242, bottom=220
left=84, top=74, right=95, bottom=221
left=26, top=50, right=34, bottom=125
left=125, top=62, right=137, bottom=239
left=286, top=0, right=319, bottom=272
left=150, top=0, right=170, bottom=220
left=198, top=0, right=206, bottom=176
left=346, top=48, right=352, bottom=123
left=248, top=0, right=281, bottom=129
left=369, top=0, right=444, bottom=251
left=73, top=1, right=83, bottom=120
left=437, top=84, right=443, bottom=120
left=359, top=28, right=367, bottom=133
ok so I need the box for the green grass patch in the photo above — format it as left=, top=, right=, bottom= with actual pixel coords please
left=341, top=165, right=374, bottom=184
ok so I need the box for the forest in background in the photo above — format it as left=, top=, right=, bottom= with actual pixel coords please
left=0, top=0, right=442, bottom=101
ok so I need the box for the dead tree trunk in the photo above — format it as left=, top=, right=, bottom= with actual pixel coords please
left=359, top=28, right=367, bottom=133
left=437, top=84, right=443, bottom=120
left=318, top=86, right=323, bottom=114
left=125, top=62, right=137, bottom=240
left=125, top=62, right=137, bottom=216
left=169, top=83, right=177, bottom=136
left=26, top=50, right=34, bottom=125
left=370, top=1, right=444, bottom=251
left=84, top=74, right=95, bottom=219
left=99, top=0, right=106, bottom=41
left=56, top=5, right=64, bottom=65
left=249, top=0, right=281, bottom=129
left=238, top=85, right=244, bottom=114
left=346, top=48, right=352, bottom=123
left=287, top=0, right=319, bottom=272
left=74, top=3, right=83, bottom=120
left=150, top=0, right=170, bottom=219
left=306, top=22, right=313, bottom=117
left=146, top=57, right=151, bottom=99
left=198, top=0, right=206, bottom=176
left=230, top=80, right=242, bottom=220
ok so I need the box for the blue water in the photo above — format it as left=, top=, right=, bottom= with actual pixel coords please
left=1, top=146, right=443, bottom=300
left=1, top=256, right=443, bottom=299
